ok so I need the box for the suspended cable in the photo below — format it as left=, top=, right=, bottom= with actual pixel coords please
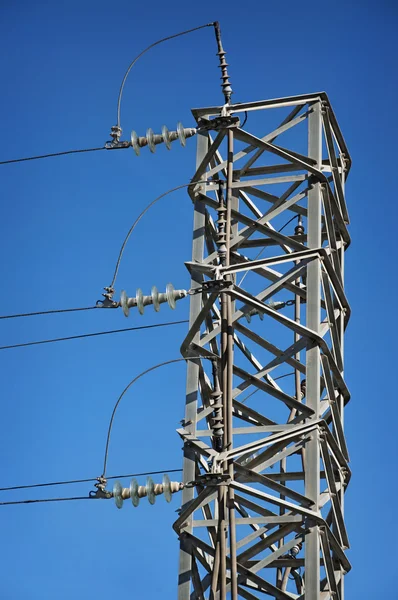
left=2, top=25, right=213, bottom=167
left=116, top=23, right=214, bottom=129
left=0, top=146, right=105, bottom=166
left=2, top=25, right=215, bottom=166
left=278, top=214, right=299, bottom=234
left=0, top=496, right=100, bottom=506
left=0, top=320, right=189, bottom=351
left=0, top=306, right=98, bottom=320
left=237, top=246, right=267, bottom=287
left=1, top=368, right=296, bottom=492
left=274, top=372, right=295, bottom=381
left=0, top=468, right=183, bottom=493
left=239, top=372, right=295, bottom=404
left=241, top=111, right=248, bottom=128
left=240, top=388, right=259, bottom=404
left=108, top=180, right=209, bottom=291
left=102, top=356, right=213, bottom=478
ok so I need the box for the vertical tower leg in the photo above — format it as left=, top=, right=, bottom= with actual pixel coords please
left=305, top=101, right=322, bottom=600
left=178, top=128, right=208, bottom=600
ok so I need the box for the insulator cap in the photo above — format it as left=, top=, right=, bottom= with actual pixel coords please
left=151, top=286, right=160, bottom=312
left=177, top=122, right=186, bottom=147
left=120, top=289, right=129, bottom=317
left=146, top=476, right=156, bottom=505
left=162, top=125, right=171, bottom=150
left=131, top=130, right=140, bottom=156
left=146, top=128, right=156, bottom=153
left=163, top=474, right=172, bottom=503
left=136, top=288, right=144, bottom=315
left=130, top=478, right=140, bottom=507
left=113, top=481, right=123, bottom=509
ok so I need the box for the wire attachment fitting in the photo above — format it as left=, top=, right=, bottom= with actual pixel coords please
left=197, top=115, right=240, bottom=132
left=188, top=473, right=231, bottom=488
left=96, top=287, right=119, bottom=308
left=242, top=299, right=295, bottom=322
left=110, top=125, right=122, bottom=145
left=188, top=279, right=233, bottom=296
left=268, top=299, right=295, bottom=310
left=89, top=476, right=112, bottom=499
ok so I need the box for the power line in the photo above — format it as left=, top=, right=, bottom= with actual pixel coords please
left=0, top=468, right=183, bottom=492
left=116, top=23, right=214, bottom=129
left=1, top=368, right=297, bottom=492
left=278, top=214, right=299, bottom=234
left=239, top=372, right=296, bottom=404
left=238, top=246, right=267, bottom=287
left=0, top=146, right=105, bottom=166
left=2, top=24, right=213, bottom=168
left=0, top=320, right=189, bottom=351
left=0, top=370, right=296, bottom=492
left=0, top=496, right=100, bottom=506
left=109, top=180, right=208, bottom=290
left=0, top=306, right=98, bottom=320
left=240, top=388, right=259, bottom=404
left=102, top=360, right=296, bottom=477
left=102, top=356, right=213, bottom=478
left=274, top=372, right=295, bottom=381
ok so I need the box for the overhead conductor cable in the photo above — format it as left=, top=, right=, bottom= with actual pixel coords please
left=112, top=22, right=215, bottom=142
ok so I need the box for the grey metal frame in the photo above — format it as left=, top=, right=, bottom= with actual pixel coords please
left=176, top=93, right=351, bottom=600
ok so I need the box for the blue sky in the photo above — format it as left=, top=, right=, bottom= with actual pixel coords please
left=0, top=1, right=397, bottom=598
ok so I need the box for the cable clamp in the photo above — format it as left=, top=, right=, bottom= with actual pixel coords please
left=106, top=125, right=124, bottom=147
left=188, top=279, right=232, bottom=295
left=89, top=476, right=112, bottom=499
left=267, top=299, right=295, bottom=310
left=105, top=140, right=130, bottom=150
left=96, top=287, right=119, bottom=308
left=197, top=115, right=240, bottom=132
left=186, top=473, right=231, bottom=488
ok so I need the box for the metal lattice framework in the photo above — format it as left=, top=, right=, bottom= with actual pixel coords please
left=174, top=93, right=351, bottom=600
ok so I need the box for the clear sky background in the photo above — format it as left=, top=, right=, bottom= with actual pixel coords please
left=0, top=1, right=396, bottom=598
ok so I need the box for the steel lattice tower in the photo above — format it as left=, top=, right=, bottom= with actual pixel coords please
left=174, top=93, right=351, bottom=600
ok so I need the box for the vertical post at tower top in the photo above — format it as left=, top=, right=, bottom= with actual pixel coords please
left=305, top=101, right=322, bottom=600
left=176, top=92, right=351, bottom=600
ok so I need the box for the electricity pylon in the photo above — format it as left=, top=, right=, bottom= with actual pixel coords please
left=175, top=92, right=351, bottom=600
